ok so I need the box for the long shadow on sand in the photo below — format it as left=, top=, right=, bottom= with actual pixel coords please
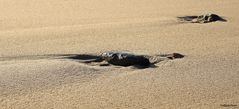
left=0, top=53, right=184, bottom=69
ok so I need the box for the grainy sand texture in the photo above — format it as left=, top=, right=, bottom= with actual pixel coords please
left=0, top=0, right=239, bottom=109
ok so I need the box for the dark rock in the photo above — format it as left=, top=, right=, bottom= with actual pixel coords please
left=195, top=13, right=226, bottom=23
left=101, top=52, right=150, bottom=67
left=166, top=53, right=185, bottom=60
left=64, top=52, right=184, bottom=68
left=178, top=13, right=226, bottom=23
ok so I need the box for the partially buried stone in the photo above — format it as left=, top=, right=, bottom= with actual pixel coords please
left=101, top=52, right=150, bottom=67
left=178, top=13, right=226, bottom=23
left=193, top=13, right=225, bottom=23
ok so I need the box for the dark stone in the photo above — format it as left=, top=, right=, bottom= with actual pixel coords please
left=178, top=13, right=226, bottom=23
left=64, top=52, right=184, bottom=68
left=167, top=53, right=185, bottom=60
left=195, top=13, right=226, bottom=23
left=101, top=52, right=150, bottom=67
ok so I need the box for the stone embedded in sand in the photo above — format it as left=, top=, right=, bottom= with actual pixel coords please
left=101, top=52, right=150, bottom=67
left=178, top=13, right=226, bottom=23
left=65, top=52, right=184, bottom=67
left=194, top=13, right=225, bottom=23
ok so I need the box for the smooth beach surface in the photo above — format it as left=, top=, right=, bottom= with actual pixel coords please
left=0, top=0, right=239, bottom=109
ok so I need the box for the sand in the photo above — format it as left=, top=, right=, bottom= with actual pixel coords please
left=0, top=0, right=239, bottom=109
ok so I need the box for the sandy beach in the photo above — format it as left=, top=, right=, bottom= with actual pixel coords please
left=0, top=0, right=239, bottom=109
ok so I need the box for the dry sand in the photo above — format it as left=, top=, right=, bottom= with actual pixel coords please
left=1, top=0, right=239, bottom=109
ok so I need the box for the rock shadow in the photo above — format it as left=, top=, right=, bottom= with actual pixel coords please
left=66, top=54, right=104, bottom=63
